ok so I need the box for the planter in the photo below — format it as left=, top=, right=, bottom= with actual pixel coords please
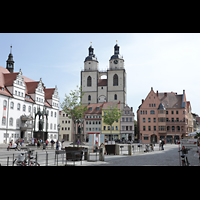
left=105, top=145, right=116, bottom=155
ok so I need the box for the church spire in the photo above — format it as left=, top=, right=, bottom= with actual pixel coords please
left=6, top=46, right=15, bottom=73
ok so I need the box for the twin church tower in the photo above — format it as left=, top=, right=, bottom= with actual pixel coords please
left=81, top=42, right=127, bottom=109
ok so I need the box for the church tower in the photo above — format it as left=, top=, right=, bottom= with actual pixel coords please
left=6, top=46, right=15, bottom=73
left=107, top=42, right=126, bottom=109
left=81, top=44, right=98, bottom=105
left=81, top=42, right=127, bottom=109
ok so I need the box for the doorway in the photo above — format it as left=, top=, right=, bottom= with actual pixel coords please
left=20, top=131, right=24, bottom=139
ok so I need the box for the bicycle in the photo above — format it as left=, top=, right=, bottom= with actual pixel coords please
left=13, top=149, right=40, bottom=166
left=178, top=148, right=190, bottom=166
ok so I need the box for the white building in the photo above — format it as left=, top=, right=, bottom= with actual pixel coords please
left=81, top=43, right=127, bottom=110
left=0, top=48, right=59, bottom=144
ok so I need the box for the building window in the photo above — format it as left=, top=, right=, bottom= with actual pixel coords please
left=150, top=110, right=155, bottom=114
left=3, top=100, right=7, bottom=108
left=144, top=137, right=149, bottom=140
left=141, top=111, right=142, bottom=115
left=114, top=94, right=117, bottom=100
left=126, top=126, right=128, bottom=130
left=113, top=74, right=118, bottom=86
left=171, top=111, right=174, bottom=114
left=17, top=103, right=20, bottom=111
left=28, top=106, right=31, bottom=112
left=148, top=126, right=151, bottom=131
left=10, top=102, right=14, bottom=109
left=23, top=105, right=26, bottom=112
left=51, top=111, right=53, bottom=117
left=88, top=95, right=91, bottom=101
left=176, top=111, right=179, bottom=114
left=148, top=118, right=151, bottom=122
left=55, top=112, right=56, bottom=118
left=116, top=126, right=118, bottom=130
left=104, top=126, right=106, bottom=130
left=166, top=111, right=168, bottom=114
left=143, top=118, right=145, bottom=123
left=143, top=126, right=146, bottom=131
left=87, top=76, right=92, bottom=87
left=154, top=126, right=156, bottom=131
left=2, top=117, right=6, bottom=126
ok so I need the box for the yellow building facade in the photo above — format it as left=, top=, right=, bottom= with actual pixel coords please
left=101, top=102, right=121, bottom=142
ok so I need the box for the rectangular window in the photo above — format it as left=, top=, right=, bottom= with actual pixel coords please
left=103, top=126, right=106, bottom=130
left=148, top=118, right=151, bottom=123
left=154, top=126, right=156, bottom=131
left=116, top=126, right=118, bottom=130
left=143, top=118, right=145, bottom=123
left=148, top=126, right=151, bottom=131
left=144, top=137, right=149, bottom=140
left=176, top=111, right=178, bottom=114
left=154, top=118, right=156, bottom=122
left=143, top=126, right=146, bottom=131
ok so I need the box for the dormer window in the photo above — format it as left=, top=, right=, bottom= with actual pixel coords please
left=89, top=107, right=92, bottom=111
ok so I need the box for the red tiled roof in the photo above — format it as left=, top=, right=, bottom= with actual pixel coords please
left=0, top=66, right=57, bottom=107
left=85, top=103, right=104, bottom=114
left=98, top=79, right=107, bottom=86
left=26, top=81, right=39, bottom=94
left=44, top=88, right=55, bottom=99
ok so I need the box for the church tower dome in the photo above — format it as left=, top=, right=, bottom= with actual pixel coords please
left=84, top=43, right=99, bottom=71
left=6, top=46, right=15, bottom=73
left=109, top=41, right=124, bottom=70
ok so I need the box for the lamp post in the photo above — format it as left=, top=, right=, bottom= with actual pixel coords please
left=57, top=124, right=61, bottom=141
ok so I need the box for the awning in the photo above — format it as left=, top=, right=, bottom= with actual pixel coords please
left=188, top=130, right=200, bottom=136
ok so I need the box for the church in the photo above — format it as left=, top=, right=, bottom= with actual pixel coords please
left=81, top=42, right=126, bottom=110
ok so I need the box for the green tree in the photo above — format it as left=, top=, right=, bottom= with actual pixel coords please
left=102, top=104, right=122, bottom=142
left=61, top=86, right=87, bottom=143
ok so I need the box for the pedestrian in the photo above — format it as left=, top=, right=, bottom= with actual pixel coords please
left=58, top=141, right=61, bottom=150
left=56, top=140, right=59, bottom=150
left=161, top=139, right=164, bottom=150
left=61, top=139, right=64, bottom=148
left=77, top=139, right=80, bottom=147
left=46, top=140, right=49, bottom=147
left=35, top=138, right=37, bottom=146
left=37, top=139, right=40, bottom=149
left=159, top=139, right=162, bottom=150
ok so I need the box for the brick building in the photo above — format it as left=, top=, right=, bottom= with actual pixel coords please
left=137, top=87, right=193, bottom=144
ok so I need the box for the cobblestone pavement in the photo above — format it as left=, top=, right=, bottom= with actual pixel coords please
left=0, top=142, right=199, bottom=166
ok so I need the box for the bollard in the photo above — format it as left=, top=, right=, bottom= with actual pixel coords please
left=99, top=147, right=105, bottom=161
left=46, top=151, right=48, bottom=166
left=128, top=145, right=132, bottom=155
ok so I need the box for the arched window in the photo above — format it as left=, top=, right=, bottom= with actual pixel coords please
left=113, top=74, right=118, bottom=86
left=17, top=103, right=20, bottom=111
left=87, top=76, right=92, bottom=87
left=114, top=94, right=117, bottom=100
left=88, top=95, right=91, bottom=101
left=10, top=102, right=14, bottom=109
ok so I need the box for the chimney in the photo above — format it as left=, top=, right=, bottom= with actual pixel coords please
left=164, top=92, right=167, bottom=97
left=156, top=90, right=158, bottom=97
left=142, top=99, right=144, bottom=104
left=131, top=107, right=133, bottom=112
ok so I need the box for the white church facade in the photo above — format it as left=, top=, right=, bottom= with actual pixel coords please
left=0, top=47, right=59, bottom=144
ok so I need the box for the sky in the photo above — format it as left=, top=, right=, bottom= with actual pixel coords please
left=0, top=33, right=200, bottom=118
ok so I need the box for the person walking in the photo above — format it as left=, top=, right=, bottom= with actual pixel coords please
left=161, top=139, right=164, bottom=150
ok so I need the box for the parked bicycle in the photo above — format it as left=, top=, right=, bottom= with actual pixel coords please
left=13, top=149, right=40, bottom=166
left=178, top=147, right=190, bottom=166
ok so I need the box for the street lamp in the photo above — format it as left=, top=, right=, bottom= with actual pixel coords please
left=57, top=124, right=61, bottom=141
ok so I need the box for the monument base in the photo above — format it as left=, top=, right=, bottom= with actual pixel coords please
left=33, top=131, right=48, bottom=141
